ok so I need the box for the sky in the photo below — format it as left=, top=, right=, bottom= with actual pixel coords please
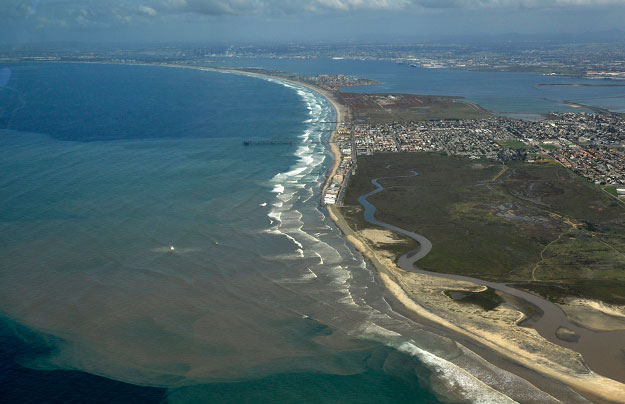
left=2, top=0, right=625, bottom=44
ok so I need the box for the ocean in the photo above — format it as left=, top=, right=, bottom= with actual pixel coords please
left=0, top=62, right=602, bottom=403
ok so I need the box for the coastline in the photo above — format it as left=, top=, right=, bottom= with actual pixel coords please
left=33, top=60, right=625, bottom=402
left=199, top=65, right=625, bottom=403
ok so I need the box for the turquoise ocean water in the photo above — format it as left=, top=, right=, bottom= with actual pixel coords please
left=0, top=63, right=598, bottom=404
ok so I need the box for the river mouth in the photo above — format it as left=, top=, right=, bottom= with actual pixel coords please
left=357, top=171, right=625, bottom=384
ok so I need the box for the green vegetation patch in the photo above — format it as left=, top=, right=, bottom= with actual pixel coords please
left=605, top=186, right=618, bottom=197
left=517, top=280, right=625, bottom=306
left=503, top=140, right=528, bottom=150
left=445, top=288, right=503, bottom=311
left=540, top=143, right=558, bottom=151
left=532, top=232, right=625, bottom=282
left=343, top=152, right=625, bottom=303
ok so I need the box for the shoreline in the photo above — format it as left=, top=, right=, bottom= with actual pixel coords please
left=13, top=60, right=625, bottom=116
left=200, top=64, right=625, bottom=402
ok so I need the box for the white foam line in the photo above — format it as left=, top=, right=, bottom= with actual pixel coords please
left=285, top=233, right=303, bottom=250
left=353, top=322, right=519, bottom=404
left=313, top=251, right=324, bottom=265
left=398, top=342, right=518, bottom=404
left=268, top=210, right=281, bottom=225
left=306, top=268, right=318, bottom=279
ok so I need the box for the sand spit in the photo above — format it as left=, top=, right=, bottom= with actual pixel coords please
left=559, top=298, right=625, bottom=332
left=360, top=228, right=413, bottom=246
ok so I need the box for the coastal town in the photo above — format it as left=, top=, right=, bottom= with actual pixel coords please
left=299, top=74, right=380, bottom=91
left=322, top=124, right=355, bottom=206
left=324, top=112, right=625, bottom=205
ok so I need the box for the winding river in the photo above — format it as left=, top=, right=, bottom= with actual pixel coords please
left=357, top=172, right=625, bottom=382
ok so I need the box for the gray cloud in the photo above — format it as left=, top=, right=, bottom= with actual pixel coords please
left=2, top=0, right=625, bottom=28
left=153, top=0, right=625, bottom=14
left=138, top=5, right=158, bottom=16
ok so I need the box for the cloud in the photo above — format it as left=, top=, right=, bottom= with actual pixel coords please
left=2, top=0, right=625, bottom=29
left=152, top=0, right=625, bottom=15
left=154, top=0, right=421, bottom=15
left=138, top=5, right=157, bottom=16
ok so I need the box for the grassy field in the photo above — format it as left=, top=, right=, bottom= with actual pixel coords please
left=605, top=186, right=618, bottom=197
left=502, top=140, right=528, bottom=150
left=336, top=92, right=490, bottom=124
left=342, top=153, right=625, bottom=304
left=540, top=144, right=558, bottom=151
